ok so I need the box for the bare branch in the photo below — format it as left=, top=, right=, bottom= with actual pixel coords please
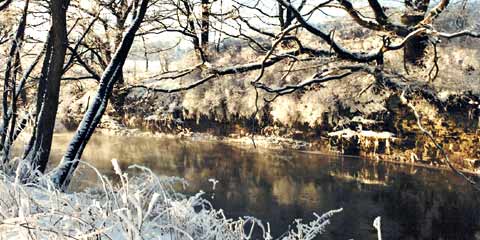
left=437, top=30, right=480, bottom=39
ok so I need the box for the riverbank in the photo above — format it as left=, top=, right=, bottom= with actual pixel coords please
left=59, top=98, right=479, bottom=176
left=57, top=24, right=479, bottom=174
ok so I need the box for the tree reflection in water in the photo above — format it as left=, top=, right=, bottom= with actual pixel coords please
left=42, top=133, right=480, bottom=239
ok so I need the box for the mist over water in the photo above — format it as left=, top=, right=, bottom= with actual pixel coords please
left=43, top=133, right=480, bottom=239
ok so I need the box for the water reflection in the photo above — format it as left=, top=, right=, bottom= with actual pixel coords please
left=45, top=133, right=480, bottom=239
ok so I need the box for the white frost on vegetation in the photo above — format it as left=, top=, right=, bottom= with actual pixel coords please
left=328, top=129, right=395, bottom=140
left=0, top=160, right=341, bottom=239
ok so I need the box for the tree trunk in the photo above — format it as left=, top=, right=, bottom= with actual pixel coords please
left=0, top=0, right=12, bottom=12
left=25, top=0, right=68, bottom=173
left=0, top=0, right=28, bottom=161
left=183, top=0, right=202, bottom=61
left=401, top=0, right=430, bottom=66
left=201, top=0, right=210, bottom=51
left=401, top=14, right=429, bottom=66
left=114, top=24, right=126, bottom=85
left=50, top=0, right=150, bottom=190
left=23, top=33, right=52, bottom=160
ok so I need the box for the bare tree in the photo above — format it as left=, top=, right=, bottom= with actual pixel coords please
left=0, top=0, right=30, bottom=163
left=120, top=0, right=479, bottom=189
left=61, top=0, right=140, bottom=85
left=0, top=0, right=475, bottom=191
left=24, top=0, right=69, bottom=174
left=50, top=0, right=150, bottom=189
left=201, top=0, right=210, bottom=49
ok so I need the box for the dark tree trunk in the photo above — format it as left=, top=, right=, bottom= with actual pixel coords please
left=0, top=0, right=28, bottom=162
left=283, top=0, right=294, bottom=29
left=201, top=0, right=210, bottom=50
left=114, top=25, right=126, bottom=85
left=401, top=0, right=430, bottom=66
left=182, top=0, right=203, bottom=61
left=278, top=0, right=296, bottom=48
left=25, top=0, right=68, bottom=173
left=50, top=0, right=150, bottom=190
left=0, top=0, right=12, bottom=12
left=403, top=35, right=429, bottom=66
left=23, top=33, right=52, bottom=160
left=401, top=14, right=429, bottom=65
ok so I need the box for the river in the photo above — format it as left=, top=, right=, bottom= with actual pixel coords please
left=41, top=133, right=480, bottom=239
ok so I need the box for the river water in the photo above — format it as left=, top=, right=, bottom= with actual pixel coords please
left=44, top=133, right=480, bottom=239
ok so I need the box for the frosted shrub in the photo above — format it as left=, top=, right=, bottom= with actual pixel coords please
left=0, top=160, right=341, bottom=239
left=271, top=95, right=301, bottom=126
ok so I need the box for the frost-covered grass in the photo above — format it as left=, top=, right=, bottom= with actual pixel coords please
left=0, top=160, right=341, bottom=239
